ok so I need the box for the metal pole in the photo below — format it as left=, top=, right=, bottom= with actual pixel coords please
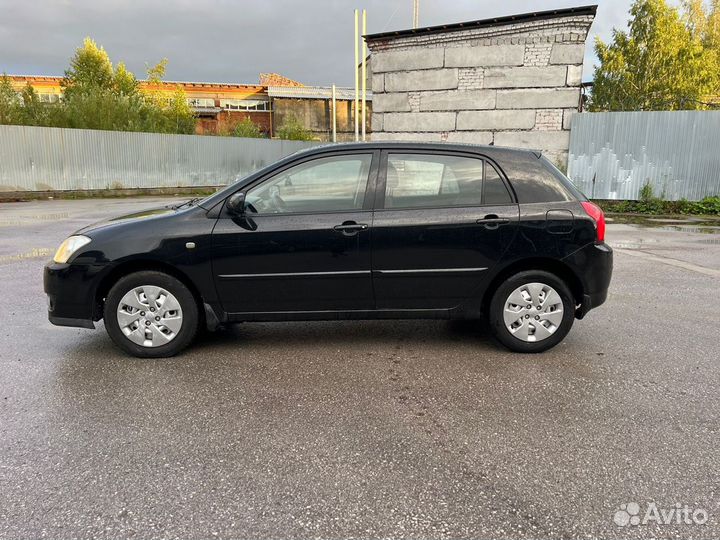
left=361, top=9, right=367, bottom=142
left=332, top=84, right=337, bottom=143
left=413, top=0, right=419, bottom=28
left=354, top=9, right=359, bottom=142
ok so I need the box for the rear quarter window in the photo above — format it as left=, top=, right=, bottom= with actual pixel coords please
left=494, top=153, right=583, bottom=204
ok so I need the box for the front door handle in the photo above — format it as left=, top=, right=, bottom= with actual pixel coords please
left=333, top=222, right=369, bottom=236
left=476, top=215, right=510, bottom=230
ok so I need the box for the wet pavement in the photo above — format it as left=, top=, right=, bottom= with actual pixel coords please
left=1, top=198, right=719, bottom=539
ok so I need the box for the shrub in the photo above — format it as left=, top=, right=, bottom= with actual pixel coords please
left=231, top=117, right=264, bottom=138
left=594, top=196, right=720, bottom=216
left=639, top=181, right=655, bottom=201
left=277, top=114, right=314, bottom=141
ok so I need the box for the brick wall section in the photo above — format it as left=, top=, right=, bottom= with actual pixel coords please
left=367, top=13, right=594, bottom=166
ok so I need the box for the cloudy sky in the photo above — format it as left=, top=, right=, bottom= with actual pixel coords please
left=0, top=0, right=656, bottom=86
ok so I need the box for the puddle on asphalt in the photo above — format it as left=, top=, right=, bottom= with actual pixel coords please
left=652, top=225, right=720, bottom=234
left=644, top=218, right=698, bottom=223
left=607, top=215, right=720, bottom=234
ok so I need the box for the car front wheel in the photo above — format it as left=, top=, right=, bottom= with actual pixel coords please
left=488, top=270, right=575, bottom=353
left=103, top=271, right=199, bottom=358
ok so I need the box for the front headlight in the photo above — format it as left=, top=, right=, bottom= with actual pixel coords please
left=53, top=235, right=91, bottom=263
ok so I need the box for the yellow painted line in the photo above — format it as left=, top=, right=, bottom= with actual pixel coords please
left=0, top=248, right=53, bottom=264
left=0, top=213, right=70, bottom=227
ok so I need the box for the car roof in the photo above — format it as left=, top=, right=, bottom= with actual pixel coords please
left=292, top=141, right=541, bottom=159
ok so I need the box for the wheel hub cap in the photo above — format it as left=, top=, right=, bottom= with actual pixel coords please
left=116, top=285, right=183, bottom=348
left=503, top=282, right=563, bottom=343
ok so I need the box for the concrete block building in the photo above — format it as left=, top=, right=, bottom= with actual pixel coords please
left=365, top=6, right=596, bottom=166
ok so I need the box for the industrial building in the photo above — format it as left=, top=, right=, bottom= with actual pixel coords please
left=6, top=73, right=371, bottom=141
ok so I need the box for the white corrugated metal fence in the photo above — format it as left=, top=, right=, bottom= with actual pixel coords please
left=0, top=125, right=318, bottom=192
left=567, top=111, right=720, bottom=201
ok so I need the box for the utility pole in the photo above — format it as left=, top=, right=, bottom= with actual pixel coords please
left=361, top=9, right=367, bottom=142
left=354, top=9, right=359, bottom=142
left=413, top=0, right=419, bottom=28
left=332, top=84, right=337, bottom=143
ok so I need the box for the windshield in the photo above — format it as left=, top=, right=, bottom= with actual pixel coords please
left=195, top=148, right=320, bottom=210
left=194, top=166, right=272, bottom=209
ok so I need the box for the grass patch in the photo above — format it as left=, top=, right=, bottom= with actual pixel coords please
left=594, top=196, right=720, bottom=216
left=0, top=186, right=221, bottom=202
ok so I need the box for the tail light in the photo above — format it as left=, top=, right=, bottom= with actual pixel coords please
left=581, top=201, right=605, bottom=242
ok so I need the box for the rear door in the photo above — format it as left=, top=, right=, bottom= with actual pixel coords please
left=371, top=150, right=519, bottom=310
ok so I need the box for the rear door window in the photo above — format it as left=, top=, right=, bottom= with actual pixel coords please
left=383, top=154, right=512, bottom=209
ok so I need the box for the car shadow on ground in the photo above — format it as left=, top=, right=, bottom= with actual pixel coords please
left=58, top=318, right=500, bottom=362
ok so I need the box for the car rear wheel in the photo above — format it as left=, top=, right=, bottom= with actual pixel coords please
left=103, top=271, right=199, bottom=358
left=488, top=270, right=575, bottom=353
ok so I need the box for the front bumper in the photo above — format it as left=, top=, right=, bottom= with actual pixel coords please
left=44, top=261, right=105, bottom=329
left=562, top=242, right=613, bottom=319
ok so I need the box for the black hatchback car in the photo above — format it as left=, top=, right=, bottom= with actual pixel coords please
left=44, top=142, right=612, bottom=357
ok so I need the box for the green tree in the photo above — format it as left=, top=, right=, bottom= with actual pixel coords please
left=683, top=0, right=720, bottom=101
left=161, top=87, right=196, bottom=135
left=231, top=117, right=264, bottom=138
left=19, top=84, right=48, bottom=125
left=277, top=114, right=313, bottom=140
left=0, top=74, right=22, bottom=124
left=113, top=62, right=139, bottom=97
left=591, top=0, right=720, bottom=111
left=57, top=37, right=195, bottom=133
left=1, top=37, right=195, bottom=134
left=135, top=58, right=194, bottom=134
left=0, top=77, right=66, bottom=127
left=61, top=37, right=115, bottom=100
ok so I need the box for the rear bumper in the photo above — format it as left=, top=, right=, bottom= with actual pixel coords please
left=576, top=289, right=608, bottom=319
left=562, top=242, right=613, bottom=319
left=44, top=261, right=104, bottom=329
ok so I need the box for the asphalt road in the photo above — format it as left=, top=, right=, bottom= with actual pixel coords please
left=1, top=198, right=719, bottom=539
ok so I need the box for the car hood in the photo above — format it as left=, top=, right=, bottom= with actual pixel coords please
left=75, top=206, right=177, bottom=236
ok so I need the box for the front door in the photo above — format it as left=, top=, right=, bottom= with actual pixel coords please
left=371, top=151, right=519, bottom=310
left=212, top=151, right=378, bottom=315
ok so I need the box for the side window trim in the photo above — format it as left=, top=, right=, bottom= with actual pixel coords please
left=222, top=150, right=380, bottom=217
left=483, top=159, right=515, bottom=206
left=484, top=155, right=518, bottom=205
left=374, top=149, right=517, bottom=211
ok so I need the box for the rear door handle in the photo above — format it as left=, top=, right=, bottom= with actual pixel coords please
left=333, top=222, right=369, bottom=236
left=476, top=215, right=510, bottom=229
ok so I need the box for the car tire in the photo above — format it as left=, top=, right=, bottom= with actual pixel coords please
left=488, top=270, right=575, bottom=353
left=104, top=271, right=199, bottom=358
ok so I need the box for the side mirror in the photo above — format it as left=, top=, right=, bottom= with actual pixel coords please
left=226, top=192, right=246, bottom=215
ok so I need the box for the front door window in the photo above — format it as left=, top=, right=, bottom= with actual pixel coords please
left=246, top=154, right=373, bottom=214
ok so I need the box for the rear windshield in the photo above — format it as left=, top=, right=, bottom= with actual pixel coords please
left=494, top=152, right=585, bottom=203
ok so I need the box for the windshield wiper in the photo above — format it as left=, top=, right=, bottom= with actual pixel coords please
left=170, top=197, right=202, bottom=210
